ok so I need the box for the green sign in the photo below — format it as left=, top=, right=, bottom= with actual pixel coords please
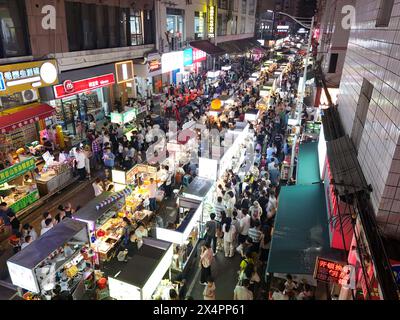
left=10, top=190, right=39, bottom=214
left=111, top=108, right=138, bottom=125
left=0, top=157, right=35, bottom=185
left=110, top=112, right=124, bottom=125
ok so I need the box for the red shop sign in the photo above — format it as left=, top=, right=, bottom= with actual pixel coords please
left=313, top=257, right=346, bottom=284
left=192, top=48, right=207, bottom=63
left=54, top=73, right=115, bottom=98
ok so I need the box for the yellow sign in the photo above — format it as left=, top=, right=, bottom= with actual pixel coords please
left=0, top=59, right=58, bottom=96
left=211, top=98, right=221, bottom=110
left=208, top=6, right=216, bottom=38
left=199, top=12, right=204, bottom=35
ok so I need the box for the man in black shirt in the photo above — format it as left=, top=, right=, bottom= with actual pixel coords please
left=8, top=212, right=20, bottom=235
left=257, top=190, right=269, bottom=221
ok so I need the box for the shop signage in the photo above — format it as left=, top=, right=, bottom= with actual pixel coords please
left=148, top=54, right=162, bottom=75
left=208, top=5, right=216, bottom=38
left=115, top=61, right=134, bottom=84
left=161, top=51, right=184, bottom=74
left=63, top=80, right=74, bottom=93
left=0, top=60, right=58, bottom=96
left=198, top=12, right=204, bottom=35
left=10, top=190, right=39, bottom=214
left=183, top=48, right=193, bottom=66
left=192, top=48, right=207, bottom=63
left=313, top=257, right=346, bottom=284
left=54, top=74, right=115, bottom=99
left=0, top=157, right=36, bottom=185
left=110, top=108, right=137, bottom=125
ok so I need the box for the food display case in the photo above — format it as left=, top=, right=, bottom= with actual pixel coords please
left=106, top=237, right=173, bottom=300
left=0, top=157, right=39, bottom=217
left=36, top=162, right=74, bottom=197
left=7, top=219, right=93, bottom=300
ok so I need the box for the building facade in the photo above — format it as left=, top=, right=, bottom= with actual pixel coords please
left=316, top=0, right=354, bottom=88
left=337, top=0, right=400, bottom=240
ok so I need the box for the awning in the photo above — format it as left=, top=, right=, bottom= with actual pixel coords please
left=0, top=103, right=55, bottom=133
left=189, top=40, right=225, bottom=56
left=217, top=38, right=265, bottom=55
left=267, top=183, right=342, bottom=275
left=297, top=142, right=321, bottom=185
left=217, top=41, right=242, bottom=54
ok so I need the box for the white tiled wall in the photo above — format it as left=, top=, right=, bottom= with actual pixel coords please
left=337, top=0, right=400, bottom=239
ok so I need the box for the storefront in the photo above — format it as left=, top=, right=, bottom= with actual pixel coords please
left=39, top=61, right=135, bottom=144
left=0, top=157, right=39, bottom=217
left=0, top=60, right=59, bottom=153
left=7, top=218, right=93, bottom=300
left=133, top=53, right=162, bottom=96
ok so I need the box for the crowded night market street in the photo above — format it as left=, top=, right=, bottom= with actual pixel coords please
left=0, top=0, right=399, bottom=305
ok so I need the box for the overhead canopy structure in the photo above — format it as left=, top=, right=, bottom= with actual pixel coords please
left=217, top=38, right=266, bottom=55
left=0, top=103, right=55, bottom=133
left=189, top=40, right=225, bottom=56
left=297, top=142, right=321, bottom=185
left=7, top=218, right=88, bottom=270
left=267, top=183, right=342, bottom=275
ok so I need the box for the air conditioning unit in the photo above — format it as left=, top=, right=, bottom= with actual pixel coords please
left=22, top=89, right=38, bottom=103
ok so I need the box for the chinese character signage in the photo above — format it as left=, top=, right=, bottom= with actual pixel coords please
left=198, top=12, right=204, bottom=35
left=0, top=60, right=58, bottom=96
left=192, top=48, right=207, bottom=63
left=54, top=74, right=115, bottom=99
left=10, top=190, right=39, bottom=214
left=313, top=257, right=346, bottom=284
left=183, top=48, right=193, bottom=66
left=0, top=158, right=36, bottom=185
left=208, top=6, right=216, bottom=38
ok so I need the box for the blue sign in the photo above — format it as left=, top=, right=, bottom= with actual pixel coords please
left=0, top=72, right=5, bottom=91
left=183, top=48, right=193, bottom=66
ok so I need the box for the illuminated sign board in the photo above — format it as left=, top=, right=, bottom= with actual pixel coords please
left=115, top=61, right=134, bottom=84
left=183, top=48, right=193, bottom=66
left=161, top=51, right=184, bottom=73
left=198, top=12, right=204, bottom=35
left=313, top=257, right=346, bottom=284
left=208, top=6, right=216, bottom=38
left=192, top=48, right=207, bottom=63
left=0, top=60, right=58, bottom=96
left=54, top=74, right=115, bottom=99
left=147, top=53, right=162, bottom=76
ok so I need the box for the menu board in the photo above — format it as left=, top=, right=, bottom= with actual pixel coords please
left=313, top=257, right=346, bottom=284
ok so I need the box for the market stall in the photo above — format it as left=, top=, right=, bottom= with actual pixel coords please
left=0, top=157, right=39, bottom=217
left=106, top=237, right=173, bottom=300
left=7, top=218, right=93, bottom=300
left=154, top=177, right=214, bottom=274
left=73, top=190, right=153, bottom=263
left=112, top=163, right=164, bottom=210
left=35, top=155, right=74, bottom=197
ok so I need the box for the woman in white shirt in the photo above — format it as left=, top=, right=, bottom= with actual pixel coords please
left=133, top=223, right=148, bottom=249
left=222, top=217, right=236, bottom=258
left=92, top=178, right=104, bottom=197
